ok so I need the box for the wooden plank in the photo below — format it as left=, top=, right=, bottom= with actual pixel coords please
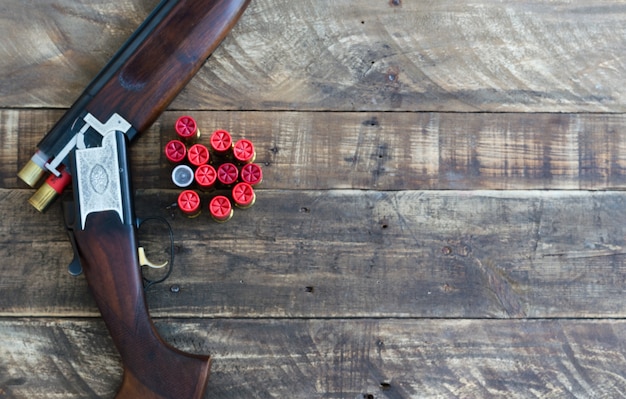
left=0, top=111, right=19, bottom=189
left=0, top=0, right=158, bottom=108
left=2, top=318, right=626, bottom=398
left=2, top=1, right=626, bottom=112
left=3, top=188, right=626, bottom=319
left=5, top=3, right=626, bottom=399
left=6, top=109, right=626, bottom=191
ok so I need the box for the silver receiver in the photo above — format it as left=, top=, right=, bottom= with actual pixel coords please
left=74, top=131, right=125, bottom=230
left=45, top=113, right=132, bottom=177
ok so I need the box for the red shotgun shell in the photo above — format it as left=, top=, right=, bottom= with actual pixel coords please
left=164, top=139, right=187, bottom=164
left=175, top=115, right=200, bottom=142
left=188, top=143, right=210, bottom=166
left=232, top=182, right=256, bottom=208
left=195, top=164, right=217, bottom=190
left=46, top=165, right=72, bottom=194
left=177, top=190, right=201, bottom=218
left=217, top=162, right=239, bottom=186
left=210, top=129, right=233, bottom=154
left=28, top=164, right=72, bottom=212
left=240, top=163, right=263, bottom=186
left=209, top=195, right=233, bottom=222
left=233, top=139, right=256, bottom=164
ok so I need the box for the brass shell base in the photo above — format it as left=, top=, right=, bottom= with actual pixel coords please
left=18, top=160, right=46, bottom=188
left=28, top=183, right=58, bottom=213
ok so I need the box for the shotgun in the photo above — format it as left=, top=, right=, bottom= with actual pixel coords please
left=17, top=0, right=251, bottom=397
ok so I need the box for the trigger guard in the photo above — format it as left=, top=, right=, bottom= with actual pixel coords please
left=135, top=216, right=175, bottom=290
left=138, top=247, right=168, bottom=269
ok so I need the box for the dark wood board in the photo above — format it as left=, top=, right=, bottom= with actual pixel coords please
left=2, top=318, right=626, bottom=398
left=2, top=1, right=626, bottom=112
left=2, top=0, right=626, bottom=397
left=4, top=110, right=626, bottom=191
left=3, top=188, right=626, bottom=319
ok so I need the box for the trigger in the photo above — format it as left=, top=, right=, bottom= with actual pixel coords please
left=67, top=255, right=83, bottom=276
left=138, top=247, right=168, bottom=269
left=62, top=194, right=83, bottom=276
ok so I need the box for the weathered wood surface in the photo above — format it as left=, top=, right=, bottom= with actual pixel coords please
left=2, top=0, right=626, bottom=112
left=5, top=110, right=626, bottom=191
left=3, top=318, right=626, bottom=398
left=3, top=188, right=626, bottom=320
left=3, top=0, right=626, bottom=397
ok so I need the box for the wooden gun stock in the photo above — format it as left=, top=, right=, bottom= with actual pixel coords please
left=73, top=211, right=210, bottom=399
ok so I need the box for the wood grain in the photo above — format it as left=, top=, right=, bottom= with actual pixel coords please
left=0, top=111, right=19, bottom=189
left=3, top=1, right=626, bottom=398
left=5, top=109, right=626, bottom=191
left=2, top=318, right=626, bottom=398
left=2, top=0, right=626, bottom=112
left=3, top=188, right=626, bottom=319
left=0, top=0, right=157, bottom=107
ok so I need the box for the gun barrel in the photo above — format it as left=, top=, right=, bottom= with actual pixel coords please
left=19, top=0, right=251, bottom=212
left=18, top=0, right=180, bottom=188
